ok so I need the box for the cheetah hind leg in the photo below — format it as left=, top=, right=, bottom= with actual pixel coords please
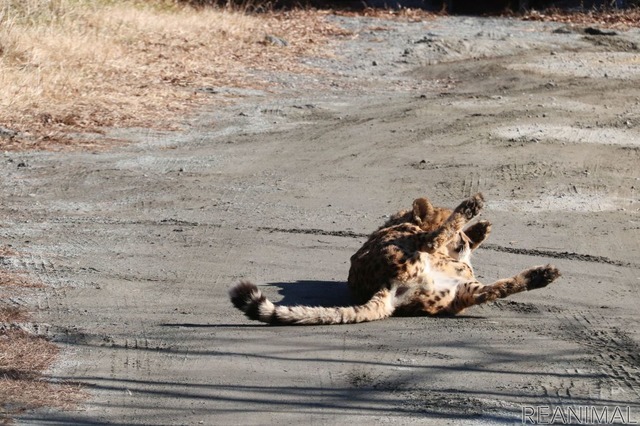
left=447, top=264, right=561, bottom=314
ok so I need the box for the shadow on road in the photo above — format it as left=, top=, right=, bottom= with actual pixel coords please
left=25, top=349, right=639, bottom=425
left=269, top=280, right=353, bottom=307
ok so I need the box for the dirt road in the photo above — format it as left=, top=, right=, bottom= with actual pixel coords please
left=2, top=15, right=639, bottom=425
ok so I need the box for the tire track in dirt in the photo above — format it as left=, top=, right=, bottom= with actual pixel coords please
left=255, top=226, right=639, bottom=269
left=479, top=244, right=637, bottom=268
left=481, top=299, right=640, bottom=407
left=552, top=310, right=640, bottom=403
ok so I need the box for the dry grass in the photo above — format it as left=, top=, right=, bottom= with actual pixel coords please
left=0, top=248, right=80, bottom=421
left=522, top=7, right=640, bottom=29
left=0, top=270, right=43, bottom=289
left=0, top=247, right=17, bottom=258
left=336, top=7, right=440, bottom=21
left=0, top=331, right=58, bottom=380
left=0, top=330, right=84, bottom=420
left=3, top=1, right=640, bottom=151
left=0, top=1, right=349, bottom=150
left=0, top=307, right=29, bottom=324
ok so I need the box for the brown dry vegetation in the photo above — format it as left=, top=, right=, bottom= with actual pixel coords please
left=2, top=1, right=639, bottom=152
left=0, top=247, right=81, bottom=422
left=0, top=330, right=84, bottom=420
left=0, top=0, right=349, bottom=150
left=0, top=307, right=28, bottom=325
left=0, top=247, right=17, bottom=258
left=522, top=7, right=640, bottom=28
left=0, top=270, right=43, bottom=289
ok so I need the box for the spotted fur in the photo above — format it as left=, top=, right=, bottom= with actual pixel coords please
left=230, top=193, right=561, bottom=325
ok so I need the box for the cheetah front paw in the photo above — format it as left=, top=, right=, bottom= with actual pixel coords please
left=464, top=220, right=492, bottom=248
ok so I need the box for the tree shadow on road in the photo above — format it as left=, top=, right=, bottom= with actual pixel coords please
left=32, top=316, right=640, bottom=425
left=23, top=364, right=639, bottom=426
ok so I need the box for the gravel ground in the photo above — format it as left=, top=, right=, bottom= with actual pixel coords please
left=2, top=15, right=639, bottom=425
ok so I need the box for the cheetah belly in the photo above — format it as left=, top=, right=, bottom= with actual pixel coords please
left=430, top=270, right=466, bottom=293
left=412, top=254, right=466, bottom=293
left=417, top=254, right=471, bottom=293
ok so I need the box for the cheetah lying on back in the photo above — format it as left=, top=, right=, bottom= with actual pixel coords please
left=230, top=193, right=561, bottom=325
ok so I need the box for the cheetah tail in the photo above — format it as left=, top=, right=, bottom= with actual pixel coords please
left=229, top=281, right=395, bottom=325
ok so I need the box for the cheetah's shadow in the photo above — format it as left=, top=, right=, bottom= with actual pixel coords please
left=162, top=281, right=357, bottom=329
left=268, top=280, right=488, bottom=319
left=268, top=280, right=354, bottom=307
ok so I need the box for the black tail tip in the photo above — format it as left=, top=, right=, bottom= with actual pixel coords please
left=229, top=281, right=260, bottom=310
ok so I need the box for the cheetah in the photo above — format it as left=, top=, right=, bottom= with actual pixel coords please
left=229, top=193, right=561, bottom=325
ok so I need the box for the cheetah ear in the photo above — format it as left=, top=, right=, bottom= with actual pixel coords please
left=412, top=197, right=434, bottom=224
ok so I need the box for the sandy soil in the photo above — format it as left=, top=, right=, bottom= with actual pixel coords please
left=2, top=15, right=639, bottom=425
